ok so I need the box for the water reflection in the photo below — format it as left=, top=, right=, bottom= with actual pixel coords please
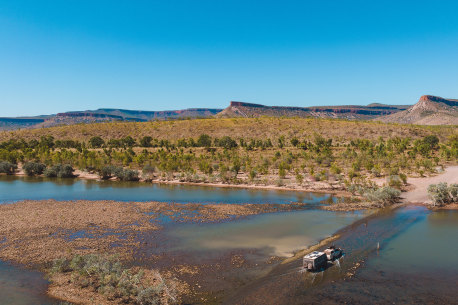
left=369, top=209, right=458, bottom=272
left=0, top=175, right=336, bottom=205
left=166, top=210, right=366, bottom=257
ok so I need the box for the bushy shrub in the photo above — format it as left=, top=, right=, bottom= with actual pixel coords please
left=136, top=286, right=164, bottom=305
left=387, top=175, right=402, bottom=189
left=89, top=136, right=105, bottom=148
left=125, top=169, right=139, bottom=181
left=249, top=169, right=257, bottom=181
left=363, top=186, right=400, bottom=207
left=278, top=167, right=286, bottom=179
left=59, top=165, right=74, bottom=178
left=99, top=165, right=117, bottom=180
left=139, top=136, right=153, bottom=148
left=116, top=168, right=139, bottom=181
left=347, top=183, right=363, bottom=195
left=50, top=257, right=70, bottom=274
left=44, top=164, right=74, bottom=178
left=0, top=161, right=17, bottom=175
left=98, top=166, right=139, bottom=181
left=142, top=164, right=155, bottom=181
left=214, top=136, right=237, bottom=149
left=427, top=182, right=458, bottom=206
left=142, top=164, right=155, bottom=174
left=330, top=163, right=341, bottom=175
left=449, top=184, right=458, bottom=200
left=49, top=254, right=176, bottom=305
left=371, top=165, right=381, bottom=177
left=23, top=162, right=46, bottom=176
left=399, top=173, right=407, bottom=185
left=197, top=134, right=212, bottom=147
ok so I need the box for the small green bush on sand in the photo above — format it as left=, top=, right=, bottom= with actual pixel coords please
left=428, top=182, right=458, bottom=206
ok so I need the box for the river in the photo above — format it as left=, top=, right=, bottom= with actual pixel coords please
left=0, top=177, right=456, bottom=304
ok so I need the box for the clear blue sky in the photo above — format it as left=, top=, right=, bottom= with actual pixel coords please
left=1, top=0, right=458, bottom=116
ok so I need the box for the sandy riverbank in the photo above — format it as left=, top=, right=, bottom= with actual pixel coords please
left=325, top=166, right=458, bottom=211
left=400, top=165, right=458, bottom=205
left=10, top=165, right=352, bottom=197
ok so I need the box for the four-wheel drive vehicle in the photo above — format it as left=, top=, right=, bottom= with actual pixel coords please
left=303, top=246, right=344, bottom=271
left=324, top=246, right=343, bottom=261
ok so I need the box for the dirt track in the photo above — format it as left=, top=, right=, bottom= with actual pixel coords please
left=402, top=166, right=458, bottom=204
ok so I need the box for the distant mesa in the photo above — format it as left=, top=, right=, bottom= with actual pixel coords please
left=217, top=100, right=409, bottom=120
left=230, top=101, right=265, bottom=108
left=57, top=112, right=131, bottom=121
left=220, top=96, right=457, bottom=125
left=377, top=95, right=458, bottom=125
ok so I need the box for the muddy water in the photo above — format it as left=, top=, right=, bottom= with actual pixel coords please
left=0, top=261, right=58, bottom=305
left=165, top=210, right=366, bottom=257
left=0, top=175, right=334, bottom=205
left=229, top=207, right=458, bottom=305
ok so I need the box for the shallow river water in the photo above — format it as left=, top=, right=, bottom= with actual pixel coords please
left=230, top=206, right=458, bottom=305
left=0, top=261, right=57, bottom=305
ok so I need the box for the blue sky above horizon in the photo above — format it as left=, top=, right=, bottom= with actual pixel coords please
left=1, top=0, right=458, bottom=116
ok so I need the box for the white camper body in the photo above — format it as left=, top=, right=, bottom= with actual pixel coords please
left=303, top=251, right=327, bottom=271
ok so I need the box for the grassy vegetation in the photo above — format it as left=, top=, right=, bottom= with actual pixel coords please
left=49, top=254, right=178, bottom=304
left=0, top=118, right=456, bottom=201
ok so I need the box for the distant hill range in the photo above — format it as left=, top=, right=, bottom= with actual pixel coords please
left=0, top=108, right=223, bottom=130
left=1, top=95, right=456, bottom=130
left=216, top=101, right=410, bottom=120
left=376, top=95, right=458, bottom=125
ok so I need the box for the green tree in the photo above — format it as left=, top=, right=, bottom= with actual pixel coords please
left=0, top=161, right=17, bottom=175
left=249, top=169, right=257, bottom=181
left=23, top=162, right=46, bottom=176
left=216, top=136, right=238, bottom=149
left=296, top=173, right=304, bottom=185
left=122, top=136, right=136, bottom=148
left=197, top=134, right=212, bottom=147
left=139, top=136, right=153, bottom=147
left=291, top=138, right=299, bottom=147
left=423, top=135, right=439, bottom=150
left=89, top=136, right=105, bottom=148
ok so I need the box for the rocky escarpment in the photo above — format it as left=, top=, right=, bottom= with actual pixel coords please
left=377, top=95, right=458, bottom=125
left=216, top=101, right=409, bottom=120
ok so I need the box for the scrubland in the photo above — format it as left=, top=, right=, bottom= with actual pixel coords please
left=1, top=118, right=456, bottom=207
